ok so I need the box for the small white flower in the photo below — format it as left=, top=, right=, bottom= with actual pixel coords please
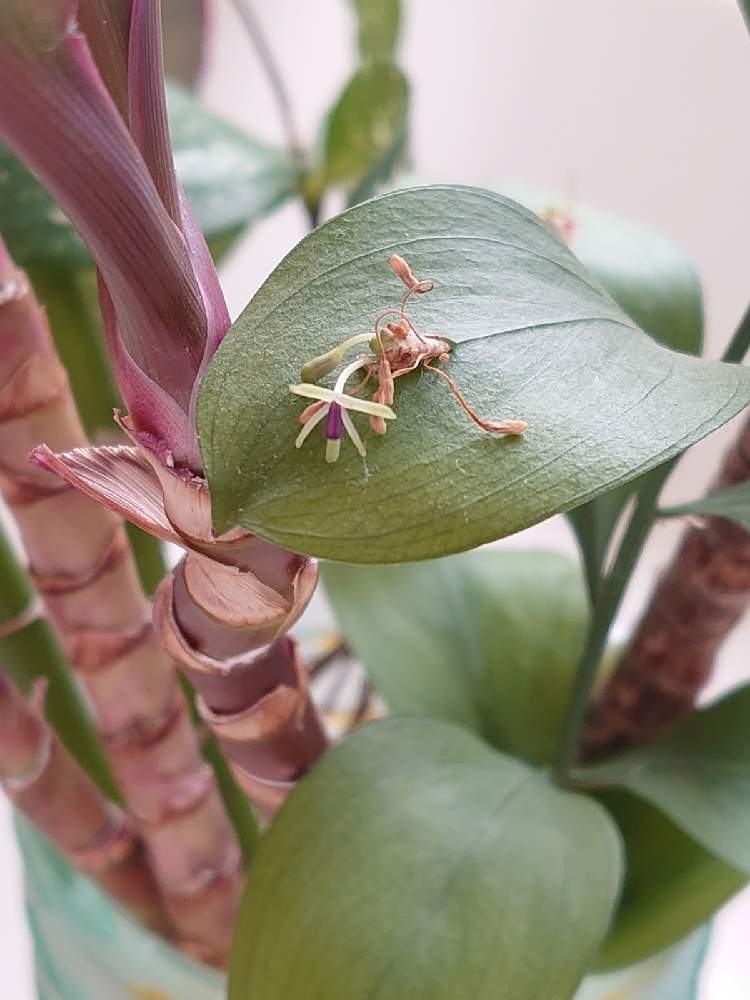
left=290, top=358, right=396, bottom=463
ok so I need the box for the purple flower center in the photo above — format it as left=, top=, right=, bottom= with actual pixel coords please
left=325, top=402, right=344, bottom=440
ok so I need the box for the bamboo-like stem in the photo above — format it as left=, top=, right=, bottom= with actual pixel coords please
left=0, top=672, right=167, bottom=932
left=0, top=246, right=241, bottom=965
left=583, top=413, right=750, bottom=759
left=0, top=527, right=117, bottom=798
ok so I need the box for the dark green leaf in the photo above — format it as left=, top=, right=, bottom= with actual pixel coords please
left=163, top=0, right=207, bottom=88
left=350, top=0, right=400, bottom=60
left=0, top=83, right=296, bottom=268
left=322, top=62, right=408, bottom=190
left=567, top=482, right=638, bottom=601
left=660, top=480, right=750, bottom=532
left=229, top=717, right=622, bottom=1000
left=198, top=185, right=750, bottom=562
left=596, top=791, right=743, bottom=970
left=322, top=549, right=587, bottom=763
left=580, top=925, right=710, bottom=999
left=574, top=683, right=750, bottom=875
left=518, top=191, right=704, bottom=357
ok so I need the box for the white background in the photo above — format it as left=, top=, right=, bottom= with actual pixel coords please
left=1, top=0, right=750, bottom=994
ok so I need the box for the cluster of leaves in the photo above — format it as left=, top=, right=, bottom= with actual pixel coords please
left=195, top=177, right=750, bottom=997
left=4, top=2, right=750, bottom=997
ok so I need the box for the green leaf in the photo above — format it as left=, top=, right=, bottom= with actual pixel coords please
left=579, top=925, right=710, bottom=1000
left=0, top=83, right=296, bottom=268
left=660, top=480, right=750, bottom=531
left=574, top=682, right=750, bottom=876
left=596, top=791, right=743, bottom=970
left=322, top=549, right=587, bottom=763
left=198, top=185, right=750, bottom=562
left=322, top=62, right=408, bottom=191
left=498, top=188, right=704, bottom=597
left=350, top=0, right=401, bottom=60
left=506, top=189, right=705, bottom=357
left=229, top=717, right=623, bottom=1000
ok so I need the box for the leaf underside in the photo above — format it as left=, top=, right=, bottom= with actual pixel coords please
left=199, top=185, right=750, bottom=562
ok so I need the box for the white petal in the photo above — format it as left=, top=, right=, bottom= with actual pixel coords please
left=341, top=409, right=366, bottom=458
left=295, top=404, right=329, bottom=448
left=289, top=384, right=396, bottom=420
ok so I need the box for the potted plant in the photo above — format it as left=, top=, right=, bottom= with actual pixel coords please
left=0, top=1, right=749, bottom=997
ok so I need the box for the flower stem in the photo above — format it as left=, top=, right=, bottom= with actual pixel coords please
left=230, top=0, right=304, bottom=166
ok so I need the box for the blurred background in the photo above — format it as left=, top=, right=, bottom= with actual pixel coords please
left=2, top=0, right=749, bottom=994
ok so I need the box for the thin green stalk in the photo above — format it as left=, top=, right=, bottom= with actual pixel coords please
left=554, top=461, right=675, bottom=782
left=739, top=0, right=750, bottom=37
left=204, top=737, right=261, bottom=865
left=721, top=300, right=750, bottom=363
left=0, top=529, right=117, bottom=799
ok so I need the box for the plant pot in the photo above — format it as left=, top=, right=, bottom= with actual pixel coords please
left=17, top=814, right=708, bottom=1000
left=16, top=818, right=226, bottom=1000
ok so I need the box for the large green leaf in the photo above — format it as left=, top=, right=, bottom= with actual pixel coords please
left=597, top=791, right=743, bottom=970
left=350, top=0, right=401, bottom=60
left=229, top=717, right=623, bottom=1000
left=505, top=187, right=704, bottom=357
left=575, top=683, right=750, bottom=876
left=0, top=83, right=296, bottom=268
left=322, top=62, right=408, bottom=191
left=498, top=187, right=705, bottom=597
left=578, top=926, right=710, bottom=1000
left=198, top=185, right=750, bottom=561
left=660, top=480, right=750, bottom=532
left=322, top=549, right=587, bottom=763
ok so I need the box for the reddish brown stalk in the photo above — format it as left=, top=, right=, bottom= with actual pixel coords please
left=583, top=412, right=750, bottom=759
left=0, top=672, right=166, bottom=932
left=0, top=246, right=241, bottom=964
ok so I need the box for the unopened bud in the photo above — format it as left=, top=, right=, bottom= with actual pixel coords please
left=300, top=349, right=342, bottom=383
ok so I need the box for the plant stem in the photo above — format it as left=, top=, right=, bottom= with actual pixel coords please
left=721, top=300, right=750, bottom=363
left=0, top=529, right=117, bottom=799
left=230, top=0, right=304, bottom=166
left=554, top=462, right=675, bottom=782
left=739, top=0, right=750, bottom=37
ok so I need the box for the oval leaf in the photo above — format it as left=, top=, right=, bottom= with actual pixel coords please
left=198, top=185, right=750, bottom=561
left=322, top=62, right=408, bottom=190
left=504, top=185, right=704, bottom=357
left=0, top=83, right=296, bottom=268
left=597, top=791, right=743, bottom=970
left=322, top=549, right=587, bottom=763
left=229, top=717, right=623, bottom=1000
left=575, top=683, right=750, bottom=876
